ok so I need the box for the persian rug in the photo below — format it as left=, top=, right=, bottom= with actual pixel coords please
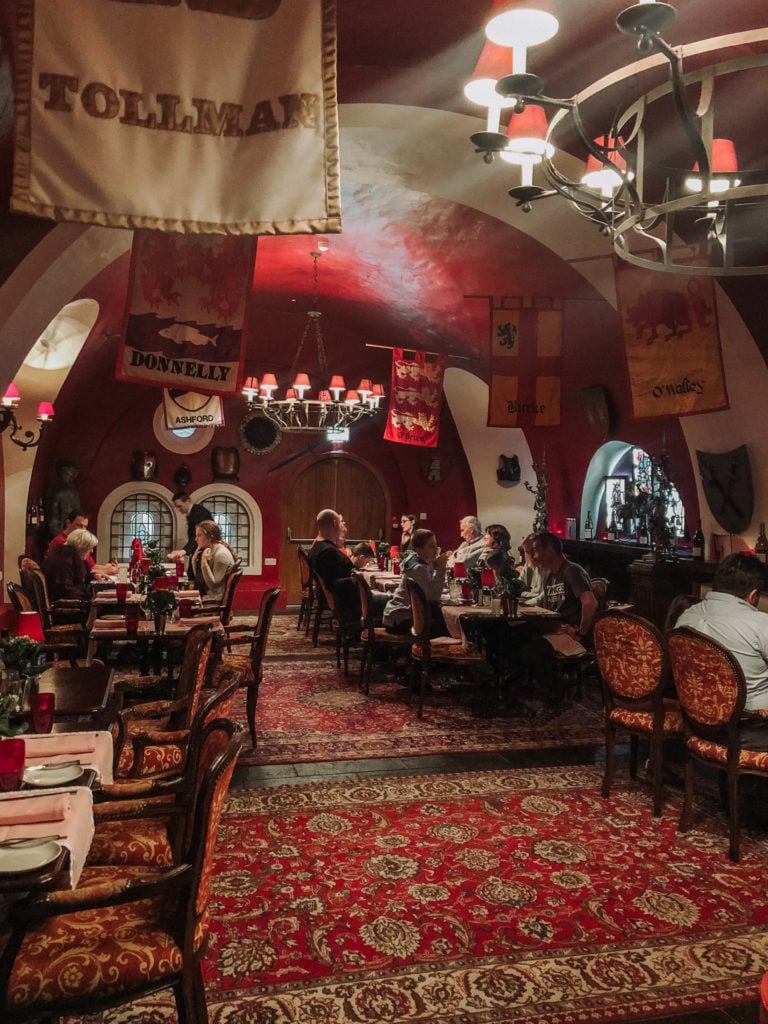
left=93, top=765, right=768, bottom=1024
left=263, top=612, right=339, bottom=659
left=232, top=659, right=608, bottom=767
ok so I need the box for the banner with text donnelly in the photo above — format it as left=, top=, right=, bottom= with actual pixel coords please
left=12, top=0, right=340, bottom=234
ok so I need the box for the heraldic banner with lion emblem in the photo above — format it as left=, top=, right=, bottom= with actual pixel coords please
left=488, top=299, right=562, bottom=428
left=615, top=266, right=728, bottom=418
left=383, top=349, right=446, bottom=448
left=117, top=231, right=255, bottom=395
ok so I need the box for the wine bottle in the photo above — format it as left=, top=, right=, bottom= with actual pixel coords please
left=692, top=520, right=705, bottom=560
left=37, top=498, right=45, bottom=524
left=756, top=522, right=768, bottom=564
left=584, top=510, right=594, bottom=540
left=607, top=514, right=616, bottom=542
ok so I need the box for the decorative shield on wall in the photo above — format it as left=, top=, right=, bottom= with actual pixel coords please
left=238, top=411, right=282, bottom=456
left=696, top=445, right=753, bottom=534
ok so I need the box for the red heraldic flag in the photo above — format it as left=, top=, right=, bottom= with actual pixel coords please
left=383, top=349, right=446, bottom=448
left=117, top=231, right=256, bottom=396
left=488, top=301, right=562, bottom=427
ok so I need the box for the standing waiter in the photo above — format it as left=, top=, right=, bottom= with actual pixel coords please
left=169, top=491, right=214, bottom=579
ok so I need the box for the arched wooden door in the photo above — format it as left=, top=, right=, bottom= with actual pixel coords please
left=281, top=456, right=389, bottom=604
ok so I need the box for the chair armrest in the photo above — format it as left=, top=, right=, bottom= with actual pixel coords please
left=95, top=774, right=184, bottom=803
left=19, top=864, right=191, bottom=919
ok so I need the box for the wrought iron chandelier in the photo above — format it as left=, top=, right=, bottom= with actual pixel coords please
left=242, top=246, right=385, bottom=432
left=1, top=383, right=54, bottom=451
left=467, top=2, right=768, bottom=275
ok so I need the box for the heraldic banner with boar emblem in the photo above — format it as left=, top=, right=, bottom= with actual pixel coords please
left=616, top=265, right=728, bottom=419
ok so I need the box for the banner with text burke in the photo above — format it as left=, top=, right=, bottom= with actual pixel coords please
left=615, top=266, right=728, bottom=418
left=117, top=230, right=255, bottom=395
left=383, top=349, right=446, bottom=448
left=12, top=0, right=340, bottom=234
left=487, top=301, right=562, bottom=427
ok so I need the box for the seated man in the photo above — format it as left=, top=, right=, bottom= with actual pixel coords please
left=383, top=529, right=449, bottom=637
left=676, top=552, right=768, bottom=748
left=48, top=510, right=118, bottom=579
left=446, top=516, right=484, bottom=571
left=521, top=531, right=597, bottom=690
left=308, top=508, right=361, bottom=639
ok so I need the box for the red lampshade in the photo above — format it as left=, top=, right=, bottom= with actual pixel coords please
left=285, top=388, right=298, bottom=400
left=453, top=561, right=467, bottom=578
left=481, top=568, right=496, bottom=588
left=2, top=383, right=20, bottom=407
left=318, top=390, right=332, bottom=402
left=345, top=390, right=360, bottom=405
left=293, top=373, right=311, bottom=388
left=389, top=544, right=399, bottom=559
left=372, top=383, right=385, bottom=396
left=693, top=138, right=738, bottom=174
left=357, top=379, right=373, bottom=395
left=242, top=376, right=259, bottom=393
left=329, top=375, right=346, bottom=391
left=584, top=135, right=627, bottom=174
left=15, top=611, right=44, bottom=643
left=506, top=104, right=548, bottom=145
left=260, top=373, right=278, bottom=392
left=36, top=402, right=54, bottom=421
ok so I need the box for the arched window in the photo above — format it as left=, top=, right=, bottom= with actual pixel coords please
left=109, top=492, right=174, bottom=561
left=201, top=493, right=251, bottom=567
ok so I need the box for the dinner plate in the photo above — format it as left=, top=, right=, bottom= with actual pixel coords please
left=23, top=764, right=84, bottom=787
left=100, top=614, right=126, bottom=621
left=0, top=840, right=62, bottom=874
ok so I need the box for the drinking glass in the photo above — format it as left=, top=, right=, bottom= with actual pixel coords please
left=30, top=692, right=55, bottom=734
left=115, top=582, right=128, bottom=605
left=175, top=560, right=185, bottom=579
left=125, top=604, right=141, bottom=636
left=179, top=598, right=193, bottom=619
left=0, top=737, right=25, bottom=791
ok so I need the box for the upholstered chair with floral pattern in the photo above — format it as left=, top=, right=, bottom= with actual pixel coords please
left=215, top=586, right=281, bottom=747
left=406, top=578, right=485, bottom=719
left=668, top=626, right=768, bottom=862
left=85, top=672, right=241, bottom=871
left=593, top=609, right=683, bottom=817
left=113, top=624, right=213, bottom=778
left=0, top=723, right=243, bottom=1024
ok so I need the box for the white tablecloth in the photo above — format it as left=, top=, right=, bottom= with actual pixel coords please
left=0, top=787, right=95, bottom=888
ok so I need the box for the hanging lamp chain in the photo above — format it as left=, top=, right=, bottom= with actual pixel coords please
left=288, top=251, right=328, bottom=378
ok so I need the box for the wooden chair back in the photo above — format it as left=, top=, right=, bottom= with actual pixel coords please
left=668, top=627, right=745, bottom=733
left=593, top=609, right=669, bottom=703
left=6, top=581, right=34, bottom=615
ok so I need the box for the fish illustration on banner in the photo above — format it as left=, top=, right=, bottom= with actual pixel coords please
left=383, top=349, right=446, bottom=448
left=117, top=231, right=255, bottom=395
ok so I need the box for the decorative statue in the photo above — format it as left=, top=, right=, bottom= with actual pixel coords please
left=525, top=455, right=549, bottom=533
left=46, top=458, right=81, bottom=537
left=131, top=451, right=158, bottom=481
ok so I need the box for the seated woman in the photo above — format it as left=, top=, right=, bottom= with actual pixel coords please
left=399, top=513, right=417, bottom=555
left=42, top=527, right=98, bottom=600
left=383, top=528, right=450, bottom=637
left=191, top=521, right=236, bottom=602
left=517, top=532, right=545, bottom=605
left=480, top=523, right=514, bottom=571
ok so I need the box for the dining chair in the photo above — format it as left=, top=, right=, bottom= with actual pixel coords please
left=590, top=577, right=610, bottom=612
left=113, top=623, right=214, bottom=778
left=215, top=586, right=281, bottom=746
left=87, top=684, right=242, bottom=870
left=195, top=567, right=242, bottom=626
left=668, top=626, right=768, bottom=862
left=353, top=571, right=411, bottom=694
left=310, top=567, right=353, bottom=673
left=0, top=722, right=243, bottom=1024
left=17, top=566, right=88, bottom=660
left=593, top=609, right=683, bottom=817
left=406, top=578, right=485, bottom=719
left=297, top=546, right=315, bottom=634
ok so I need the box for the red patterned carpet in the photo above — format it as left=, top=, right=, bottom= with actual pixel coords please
left=105, top=765, right=768, bottom=1023
left=234, top=659, right=608, bottom=766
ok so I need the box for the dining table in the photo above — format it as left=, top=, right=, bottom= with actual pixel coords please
left=86, top=614, right=223, bottom=680
left=36, top=662, right=116, bottom=730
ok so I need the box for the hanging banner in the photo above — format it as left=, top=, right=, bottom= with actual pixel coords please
left=616, top=266, right=728, bottom=418
left=383, top=349, right=446, bottom=448
left=163, top=389, right=225, bottom=429
left=12, top=0, right=340, bottom=235
left=117, top=231, right=255, bottom=395
left=487, top=300, right=562, bottom=427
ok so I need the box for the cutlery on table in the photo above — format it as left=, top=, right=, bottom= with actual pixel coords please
left=28, top=760, right=82, bottom=771
left=0, top=834, right=64, bottom=848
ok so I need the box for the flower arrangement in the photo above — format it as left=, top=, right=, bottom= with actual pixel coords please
left=147, top=589, right=178, bottom=616
left=138, top=539, right=167, bottom=594
left=0, top=636, right=46, bottom=737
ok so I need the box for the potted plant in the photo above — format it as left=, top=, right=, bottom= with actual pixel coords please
left=138, top=538, right=167, bottom=594
left=0, top=636, right=47, bottom=736
left=147, top=588, right=178, bottom=635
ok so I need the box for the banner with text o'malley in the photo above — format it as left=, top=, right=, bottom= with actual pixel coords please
left=383, top=349, right=446, bottom=448
left=117, top=231, right=255, bottom=395
left=12, top=0, right=340, bottom=234
left=616, top=265, right=728, bottom=418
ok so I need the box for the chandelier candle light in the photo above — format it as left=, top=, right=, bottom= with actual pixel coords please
left=466, top=1, right=768, bottom=275
left=0, top=383, right=54, bottom=451
left=242, top=245, right=385, bottom=433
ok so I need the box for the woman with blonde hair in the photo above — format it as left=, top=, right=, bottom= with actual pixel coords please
left=191, top=520, right=236, bottom=601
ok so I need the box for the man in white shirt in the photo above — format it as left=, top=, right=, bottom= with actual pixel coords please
left=446, top=516, right=485, bottom=571
left=677, top=552, right=768, bottom=748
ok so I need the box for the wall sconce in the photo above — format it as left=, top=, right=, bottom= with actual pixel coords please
left=1, top=384, right=54, bottom=451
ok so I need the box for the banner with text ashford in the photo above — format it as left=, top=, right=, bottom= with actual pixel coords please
left=117, top=231, right=255, bottom=395
left=488, top=300, right=562, bottom=427
left=12, top=0, right=340, bottom=234
left=616, top=265, right=728, bottom=418
left=383, top=349, right=446, bottom=448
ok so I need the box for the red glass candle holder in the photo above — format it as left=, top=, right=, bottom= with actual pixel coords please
left=125, top=605, right=141, bottom=636
left=0, top=737, right=25, bottom=791
left=115, top=582, right=128, bottom=604
left=179, top=599, right=193, bottom=619
left=175, top=560, right=185, bottom=578
left=30, top=692, right=55, bottom=734
left=453, top=562, right=467, bottom=579
left=481, top=568, right=495, bottom=589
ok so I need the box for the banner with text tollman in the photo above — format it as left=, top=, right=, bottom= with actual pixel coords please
left=616, top=266, right=728, bottom=418
left=12, top=0, right=340, bottom=234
